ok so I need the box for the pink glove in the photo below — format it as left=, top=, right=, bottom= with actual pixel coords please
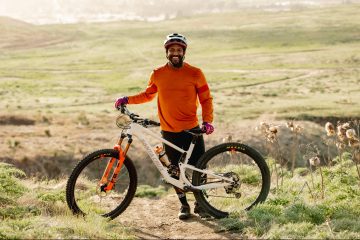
left=202, top=122, right=214, bottom=135
left=115, top=96, right=128, bottom=109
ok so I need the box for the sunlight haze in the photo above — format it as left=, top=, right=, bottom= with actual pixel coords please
left=0, top=0, right=358, bottom=24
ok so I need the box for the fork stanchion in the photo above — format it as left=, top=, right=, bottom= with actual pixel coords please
left=105, top=139, right=133, bottom=192
left=117, top=133, right=126, bottom=146
left=104, top=145, right=125, bottom=191
left=100, top=157, right=116, bottom=185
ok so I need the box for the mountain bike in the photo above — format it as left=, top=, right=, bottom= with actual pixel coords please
left=66, top=105, right=270, bottom=219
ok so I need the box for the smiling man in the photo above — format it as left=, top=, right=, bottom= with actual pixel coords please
left=115, top=33, right=214, bottom=220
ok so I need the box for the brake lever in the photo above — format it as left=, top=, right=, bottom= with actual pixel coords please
left=143, top=119, right=160, bottom=127
left=130, top=113, right=140, bottom=119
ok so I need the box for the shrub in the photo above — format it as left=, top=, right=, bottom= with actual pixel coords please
left=0, top=163, right=26, bottom=201
left=267, top=196, right=291, bottom=206
left=135, top=185, right=167, bottom=198
left=218, top=217, right=245, bottom=232
left=266, top=222, right=315, bottom=239
left=331, top=218, right=360, bottom=232
left=0, top=206, right=41, bottom=219
left=294, top=167, right=309, bottom=176
left=37, top=190, right=66, bottom=203
left=329, top=203, right=360, bottom=220
left=247, top=204, right=282, bottom=236
left=282, top=203, right=326, bottom=225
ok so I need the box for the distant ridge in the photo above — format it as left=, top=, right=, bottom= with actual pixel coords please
left=0, top=16, right=34, bottom=28
left=0, top=16, right=70, bottom=50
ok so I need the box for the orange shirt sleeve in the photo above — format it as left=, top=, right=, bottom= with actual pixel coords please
left=196, top=70, right=213, bottom=123
left=128, top=71, right=157, bottom=104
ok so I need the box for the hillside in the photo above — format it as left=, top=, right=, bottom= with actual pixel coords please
left=0, top=5, right=360, bottom=239
left=0, top=5, right=359, bottom=180
left=0, top=5, right=359, bottom=118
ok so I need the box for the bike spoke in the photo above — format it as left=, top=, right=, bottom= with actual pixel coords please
left=193, top=143, right=270, bottom=217
left=72, top=155, right=132, bottom=216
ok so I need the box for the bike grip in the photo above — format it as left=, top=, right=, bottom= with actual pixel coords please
left=120, top=104, right=126, bottom=113
left=149, top=120, right=160, bottom=126
left=186, top=128, right=205, bottom=134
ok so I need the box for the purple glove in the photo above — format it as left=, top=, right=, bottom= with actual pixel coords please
left=202, top=122, right=214, bottom=135
left=115, top=96, right=128, bottom=109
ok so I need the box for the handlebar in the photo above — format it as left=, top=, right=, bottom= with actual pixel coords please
left=118, top=104, right=205, bottom=134
left=184, top=128, right=206, bottom=135
left=118, top=104, right=160, bottom=127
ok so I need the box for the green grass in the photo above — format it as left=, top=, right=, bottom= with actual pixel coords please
left=0, top=5, right=360, bottom=120
left=0, top=163, right=135, bottom=239
left=217, top=154, right=360, bottom=239
left=135, top=184, right=167, bottom=198
left=1, top=5, right=360, bottom=239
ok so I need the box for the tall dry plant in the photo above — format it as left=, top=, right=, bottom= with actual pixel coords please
left=256, top=121, right=286, bottom=190
left=301, top=143, right=321, bottom=189
left=324, top=120, right=360, bottom=180
left=347, top=120, right=360, bottom=179
left=323, top=122, right=336, bottom=166
left=309, top=156, right=324, bottom=199
left=286, top=121, right=302, bottom=176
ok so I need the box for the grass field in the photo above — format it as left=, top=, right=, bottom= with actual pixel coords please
left=0, top=5, right=359, bottom=122
left=0, top=5, right=360, bottom=238
left=0, top=3, right=359, bottom=185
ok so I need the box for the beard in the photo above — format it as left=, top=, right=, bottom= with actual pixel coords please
left=168, top=55, right=184, bottom=68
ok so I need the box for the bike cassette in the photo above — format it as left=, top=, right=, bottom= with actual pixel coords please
left=223, top=172, right=241, bottom=194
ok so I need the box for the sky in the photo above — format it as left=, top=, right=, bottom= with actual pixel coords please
left=0, top=0, right=357, bottom=24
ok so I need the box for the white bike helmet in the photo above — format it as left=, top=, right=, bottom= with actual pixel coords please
left=164, top=33, right=187, bottom=49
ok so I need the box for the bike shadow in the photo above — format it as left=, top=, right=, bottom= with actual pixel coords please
left=185, top=215, right=243, bottom=239
left=134, top=214, right=243, bottom=239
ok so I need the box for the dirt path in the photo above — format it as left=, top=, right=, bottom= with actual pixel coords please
left=117, top=194, right=242, bottom=239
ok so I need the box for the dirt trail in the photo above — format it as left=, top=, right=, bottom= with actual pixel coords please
left=117, top=194, right=242, bottom=239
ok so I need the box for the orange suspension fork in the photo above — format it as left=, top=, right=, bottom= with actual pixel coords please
left=101, top=135, right=132, bottom=192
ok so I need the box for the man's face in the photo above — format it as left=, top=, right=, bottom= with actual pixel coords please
left=166, top=44, right=185, bottom=68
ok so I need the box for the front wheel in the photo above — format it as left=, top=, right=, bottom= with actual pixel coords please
left=192, top=142, right=270, bottom=218
left=66, top=149, right=137, bottom=219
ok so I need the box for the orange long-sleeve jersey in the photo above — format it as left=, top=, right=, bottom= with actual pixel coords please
left=128, top=62, right=213, bottom=132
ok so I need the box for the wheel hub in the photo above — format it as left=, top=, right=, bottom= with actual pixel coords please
left=97, top=183, right=108, bottom=197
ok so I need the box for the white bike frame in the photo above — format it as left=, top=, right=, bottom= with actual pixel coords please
left=123, top=122, right=233, bottom=191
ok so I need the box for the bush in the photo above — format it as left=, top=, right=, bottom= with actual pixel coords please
left=0, top=206, right=41, bottom=219
left=329, top=203, right=360, bottom=221
left=282, top=203, right=326, bottom=225
left=135, top=185, right=167, bottom=198
left=331, top=218, right=360, bottom=232
left=247, top=204, right=282, bottom=236
left=266, top=222, right=315, bottom=239
left=37, top=190, right=66, bottom=203
left=0, top=163, right=26, bottom=199
left=294, top=167, right=309, bottom=176
left=267, top=197, right=290, bottom=206
left=218, top=217, right=245, bottom=232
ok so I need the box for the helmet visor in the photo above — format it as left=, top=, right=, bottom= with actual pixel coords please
left=164, top=39, right=187, bottom=49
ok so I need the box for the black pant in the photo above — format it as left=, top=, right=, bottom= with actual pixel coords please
left=161, top=127, right=205, bottom=167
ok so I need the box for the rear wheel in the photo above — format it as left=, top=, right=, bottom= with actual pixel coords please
left=192, top=142, right=270, bottom=218
left=66, top=149, right=137, bottom=219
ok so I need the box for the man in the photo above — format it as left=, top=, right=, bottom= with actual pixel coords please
left=115, top=33, right=214, bottom=220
